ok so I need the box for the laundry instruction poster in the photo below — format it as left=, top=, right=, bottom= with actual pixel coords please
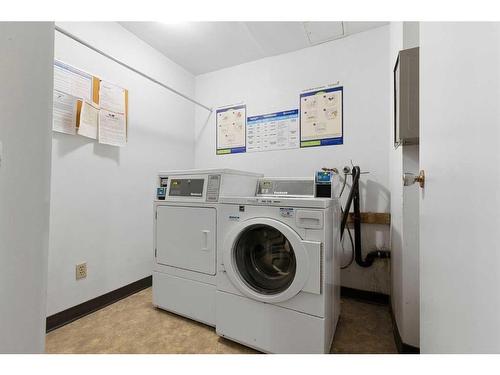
left=300, top=86, right=343, bottom=147
left=247, top=109, right=299, bottom=152
left=216, top=105, right=246, bottom=155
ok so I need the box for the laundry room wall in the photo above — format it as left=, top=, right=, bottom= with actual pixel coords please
left=419, top=22, right=500, bottom=353
left=0, top=22, right=54, bottom=353
left=194, top=25, right=392, bottom=294
left=47, top=22, right=196, bottom=316
left=389, top=21, right=420, bottom=349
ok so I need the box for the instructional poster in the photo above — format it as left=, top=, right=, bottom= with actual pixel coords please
left=300, top=86, right=343, bottom=147
left=216, top=105, right=246, bottom=155
left=247, top=110, right=299, bottom=152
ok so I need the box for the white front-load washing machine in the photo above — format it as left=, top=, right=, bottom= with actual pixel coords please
left=153, top=169, right=261, bottom=326
left=215, top=178, right=341, bottom=353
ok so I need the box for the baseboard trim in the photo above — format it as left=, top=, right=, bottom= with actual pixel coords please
left=340, top=286, right=390, bottom=305
left=389, top=302, right=420, bottom=354
left=46, top=275, right=152, bottom=333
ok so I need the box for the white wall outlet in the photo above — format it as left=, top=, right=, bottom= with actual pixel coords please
left=75, top=262, right=87, bottom=280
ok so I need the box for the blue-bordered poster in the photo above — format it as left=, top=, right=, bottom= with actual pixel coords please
left=216, top=105, right=246, bottom=155
left=300, top=86, right=343, bottom=148
left=247, top=109, right=299, bottom=152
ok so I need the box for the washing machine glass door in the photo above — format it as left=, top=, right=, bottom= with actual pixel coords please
left=234, top=224, right=296, bottom=295
left=223, top=218, right=310, bottom=304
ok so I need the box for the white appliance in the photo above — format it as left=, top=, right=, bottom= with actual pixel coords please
left=215, top=177, right=341, bottom=353
left=153, top=169, right=261, bottom=326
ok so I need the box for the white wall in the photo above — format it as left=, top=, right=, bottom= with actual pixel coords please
left=389, top=22, right=420, bottom=348
left=420, top=22, right=500, bottom=353
left=0, top=22, right=54, bottom=353
left=194, top=26, right=391, bottom=294
left=401, top=144, right=420, bottom=347
left=401, top=22, right=420, bottom=349
left=389, top=24, right=404, bottom=345
left=47, top=22, right=196, bottom=315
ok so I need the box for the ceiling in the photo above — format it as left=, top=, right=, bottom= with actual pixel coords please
left=120, top=22, right=388, bottom=76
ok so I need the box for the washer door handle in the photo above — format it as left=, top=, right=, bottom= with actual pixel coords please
left=201, top=230, right=210, bottom=251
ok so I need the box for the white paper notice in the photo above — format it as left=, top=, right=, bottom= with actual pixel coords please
left=78, top=101, right=100, bottom=139
left=100, top=81, right=126, bottom=114
left=54, top=60, right=93, bottom=101
left=53, top=91, right=78, bottom=135
left=247, top=110, right=299, bottom=152
left=98, top=109, right=126, bottom=147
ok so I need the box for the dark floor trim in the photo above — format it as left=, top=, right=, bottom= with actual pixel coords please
left=340, top=286, right=390, bottom=305
left=46, top=275, right=152, bottom=333
left=389, top=302, right=420, bottom=354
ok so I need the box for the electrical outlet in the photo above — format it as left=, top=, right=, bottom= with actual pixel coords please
left=76, top=262, right=87, bottom=280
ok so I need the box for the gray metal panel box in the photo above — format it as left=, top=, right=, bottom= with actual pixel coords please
left=394, top=47, right=419, bottom=147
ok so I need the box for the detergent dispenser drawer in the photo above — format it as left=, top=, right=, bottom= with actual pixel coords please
left=156, top=206, right=216, bottom=275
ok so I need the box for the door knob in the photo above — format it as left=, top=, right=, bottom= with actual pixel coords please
left=403, top=170, right=425, bottom=188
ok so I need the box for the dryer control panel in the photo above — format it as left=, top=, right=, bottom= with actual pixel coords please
left=169, top=178, right=205, bottom=197
left=155, top=169, right=262, bottom=203
left=156, top=174, right=221, bottom=202
left=206, top=174, right=221, bottom=202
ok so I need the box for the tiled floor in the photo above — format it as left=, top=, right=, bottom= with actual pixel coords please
left=46, top=287, right=397, bottom=354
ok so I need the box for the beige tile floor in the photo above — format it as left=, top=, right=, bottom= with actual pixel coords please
left=46, top=287, right=397, bottom=354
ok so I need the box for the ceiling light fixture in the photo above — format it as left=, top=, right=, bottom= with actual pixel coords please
left=159, top=21, right=188, bottom=26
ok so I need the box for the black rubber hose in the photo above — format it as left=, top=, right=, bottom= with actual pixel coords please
left=340, top=166, right=390, bottom=268
left=351, top=167, right=372, bottom=267
left=340, top=167, right=360, bottom=237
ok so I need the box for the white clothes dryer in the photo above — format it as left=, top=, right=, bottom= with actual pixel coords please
left=153, top=169, right=261, bottom=326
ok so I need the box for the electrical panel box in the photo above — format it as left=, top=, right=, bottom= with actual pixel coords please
left=394, top=47, right=419, bottom=147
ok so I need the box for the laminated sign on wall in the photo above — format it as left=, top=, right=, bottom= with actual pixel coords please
left=216, top=105, right=246, bottom=155
left=247, top=110, right=299, bottom=152
left=300, top=86, right=343, bottom=147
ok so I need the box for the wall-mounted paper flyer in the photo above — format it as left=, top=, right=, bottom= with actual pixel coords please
left=216, top=105, right=246, bottom=155
left=52, top=91, right=78, bottom=135
left=247, top=110, right=299, bottom=152
left=98, top=109, right=127, bottom=147
left=300, top=86, right=343, bottom=147
left=54, top=60, right=93, bottom=102
left=53, top=60, right=95, bottom=134
left=99, top=81, right=126, bottom=114
left=78, top=101, right=100, bottom=140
